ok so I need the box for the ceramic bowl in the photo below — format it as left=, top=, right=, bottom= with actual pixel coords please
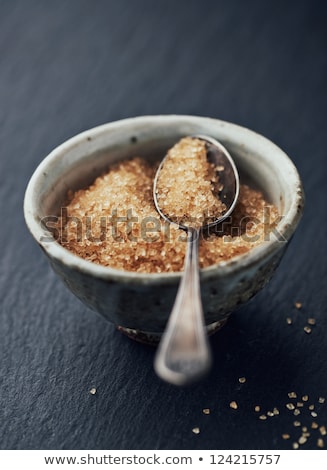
left=24, top=115, right=304, bottom=343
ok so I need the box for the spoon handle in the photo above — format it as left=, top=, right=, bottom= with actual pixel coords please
left=154, top=228, right=212, bottom=385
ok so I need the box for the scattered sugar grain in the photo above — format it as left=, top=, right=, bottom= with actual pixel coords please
left=89, top=387, right=97, bottom=395
left=318, top=397, right=325, bottom=404
left=304, top=326, right=312, bottom=334
left=292, top=442, right=299, bottom=449
left=286, top=403, right=295, bottom=410
left=282, top=434, right=290, bottom=440
left=202, top=408, right=210, bottom=415
left=307, top=318, right=316, bottom=325
left=317, top=438, right=324, bottom=448
left=288, top=392, right=297, bottom=399
left=295, top=302, right=302, bottom=309
left=298, top=435, right=307, bottom=445
left=254, top=406, right=261, bottom=412
left=238, top=377, right=246, bottom=384
left=320, top=426, right=326, bottom=436
left=230, top=401, right=238, bottom=410
left=192, top=427, right=200, bottom=435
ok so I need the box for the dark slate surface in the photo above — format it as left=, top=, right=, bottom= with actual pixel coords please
left=1, top=0, right=326, bottom=450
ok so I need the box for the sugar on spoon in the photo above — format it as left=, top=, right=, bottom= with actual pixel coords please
left=153, top=135, right=239, bottom=386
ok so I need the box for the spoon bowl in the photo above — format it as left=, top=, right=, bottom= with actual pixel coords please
left=153, top=135, right=240, bottom=385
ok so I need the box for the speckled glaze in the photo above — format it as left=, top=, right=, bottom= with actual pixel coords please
left=24, top=116, right=304, bottom=341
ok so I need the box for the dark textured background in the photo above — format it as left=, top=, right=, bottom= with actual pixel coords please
left=1, top=0, right=327, bottom=450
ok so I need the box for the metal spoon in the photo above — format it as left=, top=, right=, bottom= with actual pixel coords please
left=153, top=135, right=240, bottom=386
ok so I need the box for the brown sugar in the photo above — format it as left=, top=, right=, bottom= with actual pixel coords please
left=155, top=137, right=226, bottom=227
left=57, top=152, right=279, bottom=273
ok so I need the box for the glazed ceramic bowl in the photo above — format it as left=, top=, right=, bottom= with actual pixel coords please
left=24, top=115, right=304, bottom=342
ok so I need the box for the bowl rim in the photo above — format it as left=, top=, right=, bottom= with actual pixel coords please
left=24, top=114, right=304, bottom=285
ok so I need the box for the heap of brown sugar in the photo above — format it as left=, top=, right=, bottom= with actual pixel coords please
left=57, top=143, right=279, bottom=273
left=155, top=137, right=226, bottom=227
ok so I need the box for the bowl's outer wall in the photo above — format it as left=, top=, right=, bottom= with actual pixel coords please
left=47, top=246, right=286, bottom=333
